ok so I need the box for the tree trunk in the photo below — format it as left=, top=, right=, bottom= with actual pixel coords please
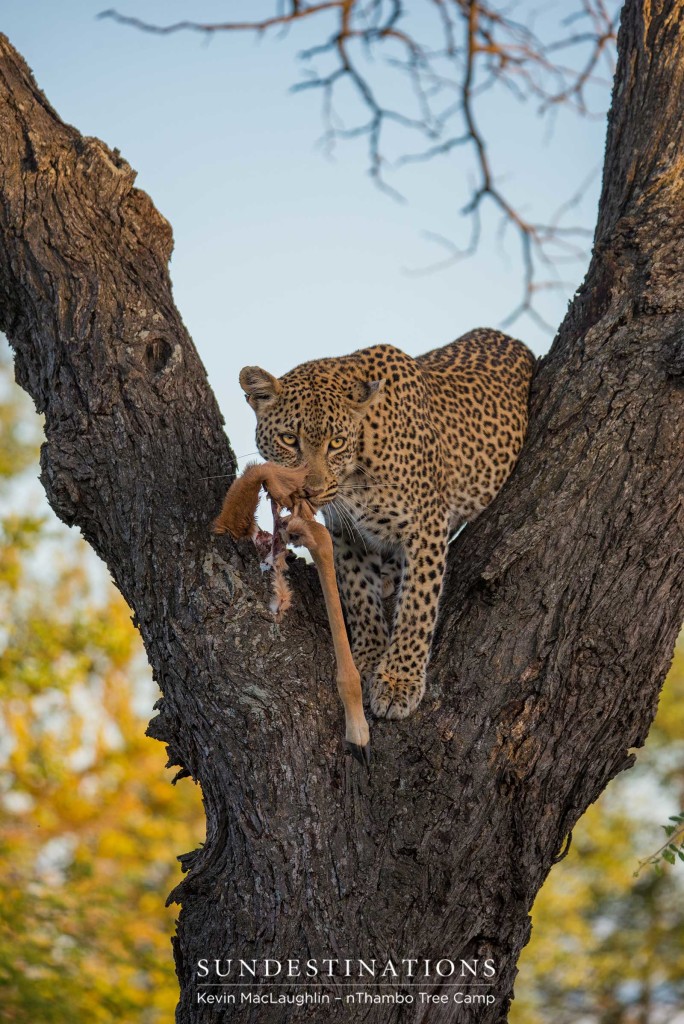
left=0, top=1, right=682, bottom=1019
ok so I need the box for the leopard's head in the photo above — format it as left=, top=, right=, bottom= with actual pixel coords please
left=240, top=363, right=384, bottom=505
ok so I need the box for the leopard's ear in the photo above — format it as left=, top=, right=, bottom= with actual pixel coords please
left=347, top=379, right=385, bottom=416
left=239, top=366, right=282, bottom=411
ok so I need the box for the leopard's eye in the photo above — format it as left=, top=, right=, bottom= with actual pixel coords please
left=328, top=436, right=346, bottom=451
left=278, top=433, right=298, bottom=448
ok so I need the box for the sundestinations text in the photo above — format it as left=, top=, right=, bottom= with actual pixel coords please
left=196, top=958, right=496, bottom=980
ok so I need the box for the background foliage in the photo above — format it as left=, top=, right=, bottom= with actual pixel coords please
left=0, top=342, right=681, bottom=1022
left=513, top=641, right=684, bottom=1024
left=0, top=346, right=205, bottom=1023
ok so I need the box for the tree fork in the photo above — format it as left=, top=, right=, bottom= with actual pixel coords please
left=0, top=1, right=682, bottom=1020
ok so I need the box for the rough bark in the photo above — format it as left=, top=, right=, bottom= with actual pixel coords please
left=0, top=0, right=682, bottom=1020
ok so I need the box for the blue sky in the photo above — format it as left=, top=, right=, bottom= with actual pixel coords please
left=2, top=1, right=612, bottom=467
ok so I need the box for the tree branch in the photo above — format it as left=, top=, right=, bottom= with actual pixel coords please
left=99, top=0, right=619, bottom=329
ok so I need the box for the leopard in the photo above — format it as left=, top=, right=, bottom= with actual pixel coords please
left=240, top=328, right=535, bottom=720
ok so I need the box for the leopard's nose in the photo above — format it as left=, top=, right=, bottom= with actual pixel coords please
left=303, top=486, right=324, bottom=499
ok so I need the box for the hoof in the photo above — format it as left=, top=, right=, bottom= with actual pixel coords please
left=346, top=740, right=371, bottom=767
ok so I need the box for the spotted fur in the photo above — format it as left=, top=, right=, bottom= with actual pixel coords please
left=240, top=328, right=535, bottom=719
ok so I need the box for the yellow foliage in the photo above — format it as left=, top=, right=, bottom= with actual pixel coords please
left=0, top=349, right=205, bottom=1023
left=513, top=635, right=684, bottom=1022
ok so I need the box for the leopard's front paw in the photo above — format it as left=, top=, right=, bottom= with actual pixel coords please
left=369, top=670, right=425, bottom=720
left=354, top=651, right=386, bottom=692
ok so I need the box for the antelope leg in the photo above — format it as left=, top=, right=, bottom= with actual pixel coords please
left=212, top=462, right=308, bottom=540
left=287, top=512, right=370, bottom=766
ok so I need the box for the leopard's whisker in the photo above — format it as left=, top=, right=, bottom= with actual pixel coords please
left=336, top=496, right=369, bottom=555
left=330, top=498, right=359, bottom=546
left=338, top=492, right=376, bottom=518
left=332, top=497, right=363, bottom=550
left=352, top=462, right=375, bottom=480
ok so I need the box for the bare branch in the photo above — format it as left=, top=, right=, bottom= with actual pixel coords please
left=98, top=3, right=346, bottom=36
left=100, top=0, right=619, bottom=329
